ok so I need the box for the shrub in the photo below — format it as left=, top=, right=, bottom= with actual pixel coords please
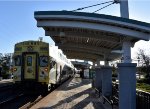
left=136, top=83, right=150, bottom=93
left=112, top=73, right=118, bottom=77
left=137, top=78, right=150, bottom=84
left=112, top=77, right=116, bottom=82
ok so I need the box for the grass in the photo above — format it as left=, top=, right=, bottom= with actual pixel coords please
left=136, top=83, right=150, bottom=93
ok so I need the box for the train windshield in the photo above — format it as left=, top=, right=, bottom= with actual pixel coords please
left=27, top=56, right=32, bottom=66
left=14, top=55, right=21, bottom=66
left=40, top=56, right=48, bottom=67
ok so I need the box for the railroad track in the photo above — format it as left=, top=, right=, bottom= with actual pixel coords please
left=0, top=84, right=14, bottom=93
left=19, top=95, right=43, bottom=109
left=0, top=92, right=42, bottom=109
left=0, top=78, right=74, bottom=109
left=0, top=93, right=24, bottom=106
left=0, top=84, right=47, bottom=109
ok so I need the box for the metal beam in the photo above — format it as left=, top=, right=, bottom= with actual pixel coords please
left=65, top=52, right=103, bottom=61
left=64, top=50, right=103, bottom=59
left=56, top=42, right=111, bottom=54
left=40, top=20, right=150, bottom=40
left=61, top=47, right=104, bottom=56
left=45, top=30, right=121, bottom=44
left=67, top=55, right=96, bottom=62
left=62, top=47, right=121, bottom=61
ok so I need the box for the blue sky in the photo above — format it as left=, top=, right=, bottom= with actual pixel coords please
left=0, top=0, right=150, bottom=59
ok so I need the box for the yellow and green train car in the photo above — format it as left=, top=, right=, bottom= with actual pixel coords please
left=12, top=40, right=74, bottom=92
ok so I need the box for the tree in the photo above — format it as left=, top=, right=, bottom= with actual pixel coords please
left=0, top=53, right=3, bottom=65
left=0, top=53, right=13, bottom=79
left=137, top=49, right=150, bottom=80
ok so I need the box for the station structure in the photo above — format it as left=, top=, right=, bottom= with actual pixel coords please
left=72, top=61, right=91, bottom=69
left=34, top=0, right=150, bottom=109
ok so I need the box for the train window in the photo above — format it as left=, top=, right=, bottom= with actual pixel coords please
left=14, top=55, right=21, bottom=66
left=40, top=56, right=48, bottom=67
left=50, top=61, right=53, bottom=68
left=27, top=56, right=32, bottom=66
left=15, top=47, right=22, bottom=51
left=50, top=58, right=56, bottom=68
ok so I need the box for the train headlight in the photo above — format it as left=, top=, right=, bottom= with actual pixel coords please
left=44, top=68, right=48, bottom=72
left=13, top=68, right=17, bottom=72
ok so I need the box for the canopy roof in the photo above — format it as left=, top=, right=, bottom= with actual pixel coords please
left=34, top=11, right=150, bottom=62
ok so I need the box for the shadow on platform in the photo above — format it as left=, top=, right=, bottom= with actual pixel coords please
left=37, top=77, right=105, bottom=109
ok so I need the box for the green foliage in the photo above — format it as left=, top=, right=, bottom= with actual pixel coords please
left=137, top=49, right=150, bottom=80
left=137, top=78, right=150, bottom=84
left=112, top=73, right=118, bottom=77
left=112, top=77, right=116, bottom=82
left=112, top=65, right=118, bottom=78
left=112, top=65, right=116, bottom=73
left=112, top=66, right=118, bottom=82
left=140, top=66, right=150, bottom=74
left=137, top=78, right=150, bottom=92
left=0, top=53, right=12, bottom=78
left=136, top=83, right=150, bottom=93
left=137, top=66, right=150, bottom=81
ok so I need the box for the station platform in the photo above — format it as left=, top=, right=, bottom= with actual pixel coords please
left=0, top=79, right=13, bottom=87
left=31, top=76, right=117, bottom=109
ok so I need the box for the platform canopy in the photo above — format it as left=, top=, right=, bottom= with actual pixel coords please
left=34, top=11, right=150, bottom=62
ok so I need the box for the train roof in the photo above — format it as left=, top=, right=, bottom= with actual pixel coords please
left=15, top=40, right=49, bottom=46
left=14, top=40, right=74, bottom=68
left=49, top=45, right=74, bottom=68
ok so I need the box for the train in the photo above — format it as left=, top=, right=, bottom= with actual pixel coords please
left=12, top=40, right=74, bottom=92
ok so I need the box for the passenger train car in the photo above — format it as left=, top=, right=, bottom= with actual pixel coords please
left=12, top=40, right=74, bottom=92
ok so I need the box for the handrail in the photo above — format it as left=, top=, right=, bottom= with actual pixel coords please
left=112, top=82, right=150, bottom=109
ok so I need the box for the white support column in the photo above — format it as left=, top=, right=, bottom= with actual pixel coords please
left=95, top=67, right=102, bottom=91
left=94, top=59, right=101, bottom=90
left=120, top=0, right=129, bottom=18
left=118, top=63, right=136, bottom=109
left=118, top=39, right=136, bottom=109
left=100, top=55, right=112, bottom=96
left=101, top=66, right=112, bottom=96
left=122, top=40, right=131, bottom=63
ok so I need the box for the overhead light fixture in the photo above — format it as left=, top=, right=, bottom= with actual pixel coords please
left=111, top=50, right=123, bottom=53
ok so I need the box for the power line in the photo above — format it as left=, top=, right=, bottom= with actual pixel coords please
left=72, top=1, right=114, bottom=12
left=93, top=2, right=115, bottom=13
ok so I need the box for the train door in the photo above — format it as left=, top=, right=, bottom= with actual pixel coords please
left=60, top=66, right=62, bottom=75
left=24, top=54, right=37, bottom=79
left=60, top=65, right=62, bottom=81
